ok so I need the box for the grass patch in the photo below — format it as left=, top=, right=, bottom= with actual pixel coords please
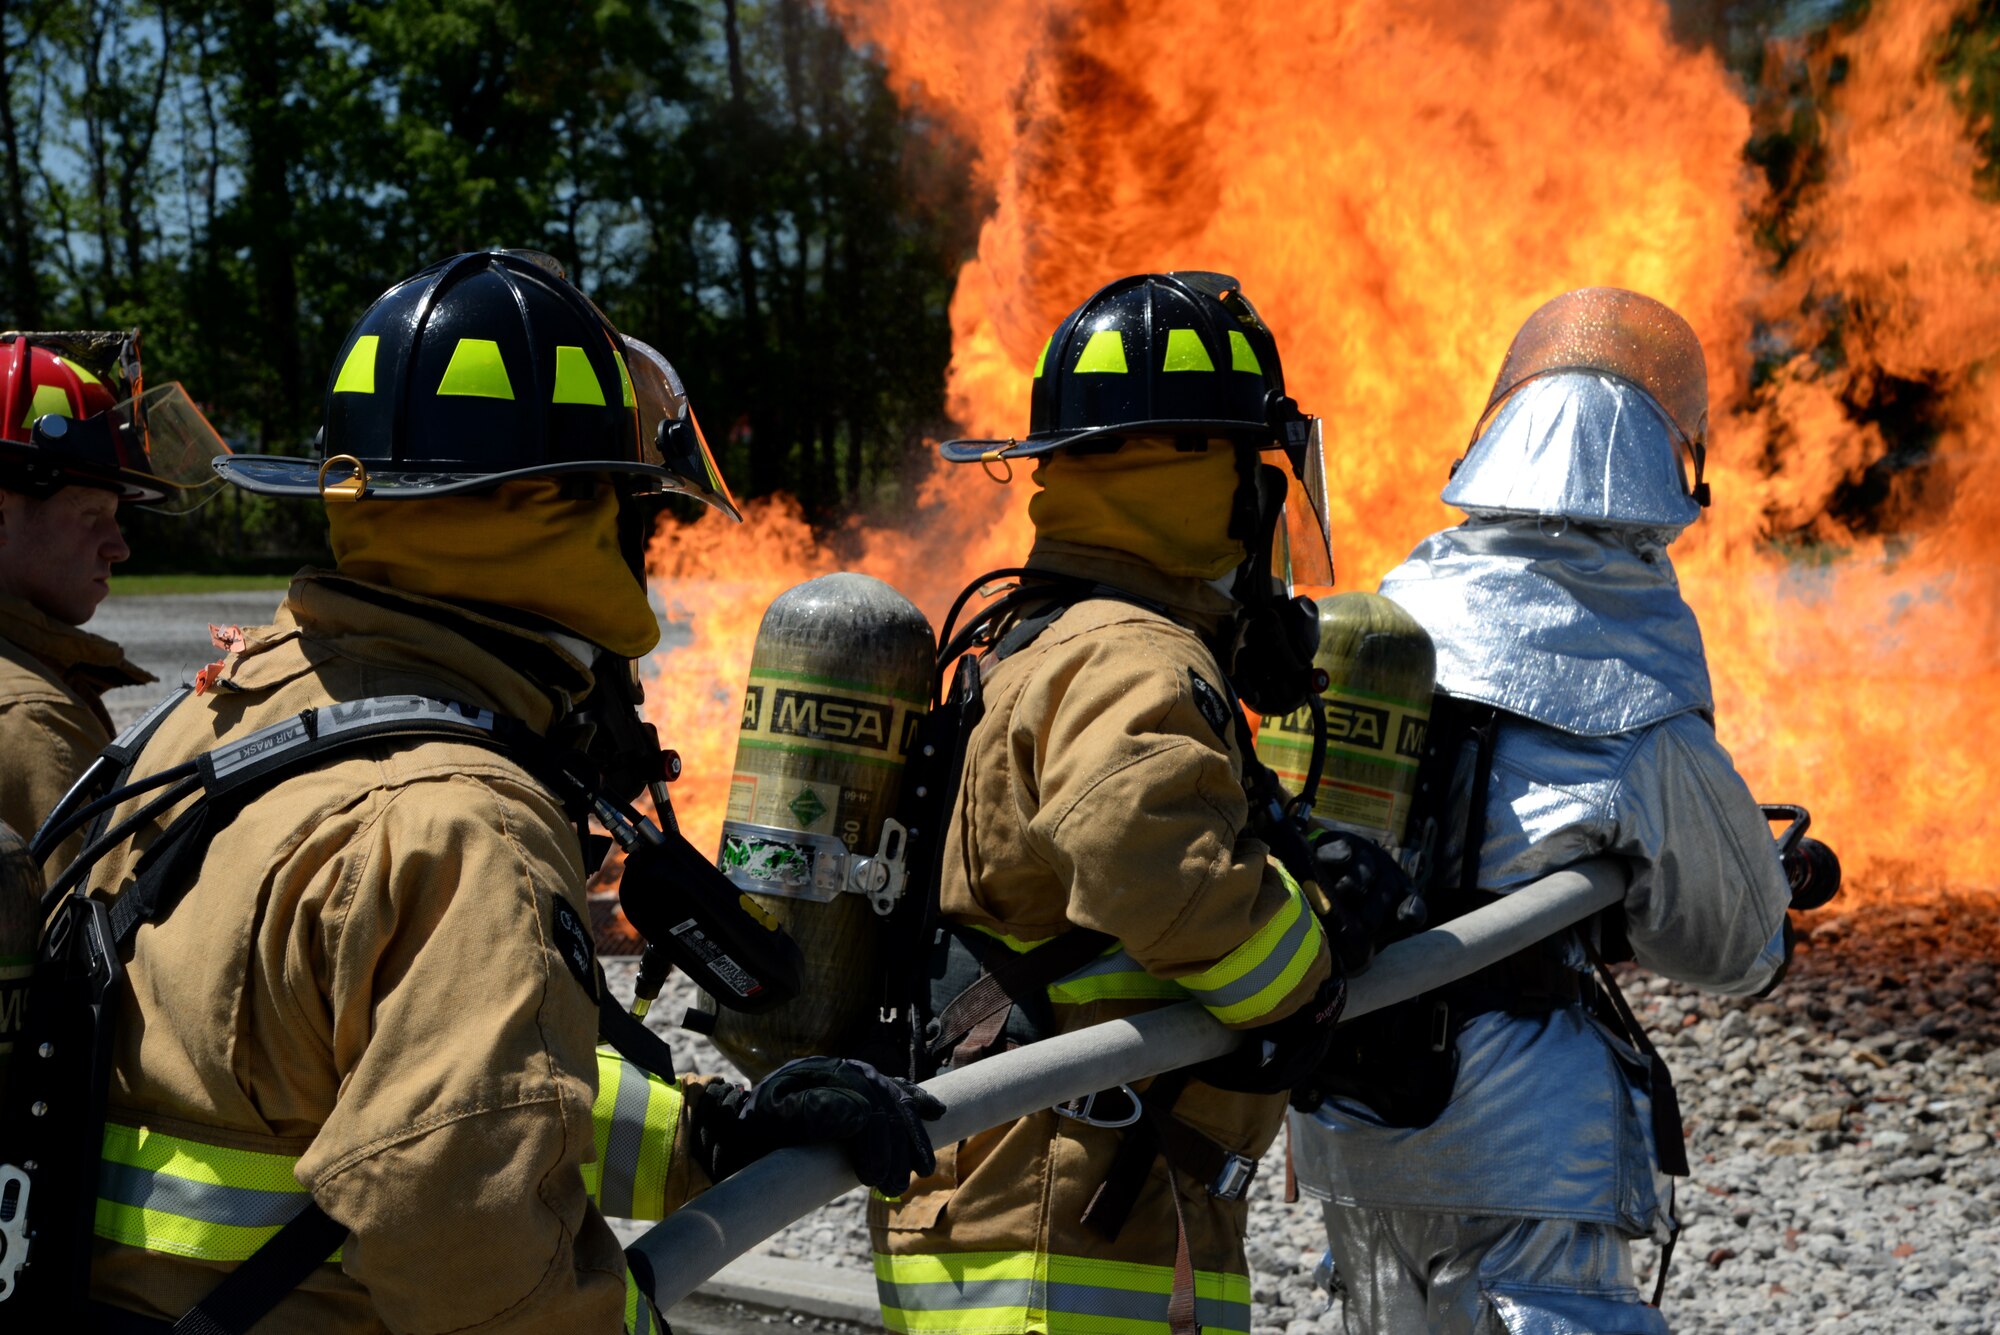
left=108, top=573, right=294, bottom=596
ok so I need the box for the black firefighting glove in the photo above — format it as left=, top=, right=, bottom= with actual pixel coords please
left=1312, top=832, right=1423, bottom=975
left=1192, top=972, right=1348, bottom=1109
left=691, top=1057, right=946, bottom=1194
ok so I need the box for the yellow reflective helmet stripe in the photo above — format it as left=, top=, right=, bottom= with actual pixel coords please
left=1228, top=330, right=1263, bottom=375
left=1032, top=336, right=1053, bottom=379
left=65, top=358, right=105, bottom=388
left=874, top=1250, right=1252, bottom=1335
left=1072, top=329, right=1128, bottom=375
left=23, top=382, right=72, bottom=428
left=1178, top=863, right=1326, bottom=1025
left=1161, top=329, right=1215, bottom=373
left=613, top=350, right=637, bottom=407
left=552, top=344, right=608, bottom=405
left=436, top=338, right=516, bottom=400
left=585, top=1048, right=682, bottom=1222
left=332, top=334, right=380, bottom=395
left=94, top=1122, right=342, bottom=1264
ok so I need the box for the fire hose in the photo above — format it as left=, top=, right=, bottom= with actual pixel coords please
left=631, top=857, right=1628, bottom=1312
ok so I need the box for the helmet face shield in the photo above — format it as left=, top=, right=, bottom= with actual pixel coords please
left=1278, top=418, right=1335, bottom=591
left=1480, top=287, right=1708, bottom=449
left=623, top=337, right=742, bottom=521
left=115, top=382, right=231, bottom=513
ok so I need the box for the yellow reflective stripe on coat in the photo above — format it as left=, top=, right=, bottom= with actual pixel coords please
left=95, top=1122, right=339, bottom=1263
left=584, top=1047, right=682, bottom=1221
left=1173, top=865, right=1324, bottom=1024
left=875, top=1250, right=1252, bottom=1335
left=970, top=871, right=1325, bottom=1020
left=1046, top=943, right=1185, bottom=1005
left=625, top=1266, right=660, bottom=1335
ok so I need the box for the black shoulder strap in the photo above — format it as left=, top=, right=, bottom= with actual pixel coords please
left=30, top=685, right=192, bottom=864
left=170, top=1201, right=348, bottom=1335
left=88, top=697, right=546, bottom=950
left=82, top=1201, right=349, bottom=1335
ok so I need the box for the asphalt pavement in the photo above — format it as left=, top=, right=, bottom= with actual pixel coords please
left=84, top=590, right=290, bottom=731
left=85, top=586, right=689, bottom=732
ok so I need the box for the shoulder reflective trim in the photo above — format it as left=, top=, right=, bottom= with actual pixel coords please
left=25, top=382, right=74, bottom=426
left=1228, top=330, right=1263, bottom=376
left=1073, top=329, right=1128, bottom=375
left=552, top=344, right=608, bottom=406
left=1177, top=865, right=1326, bottom=1024
left=331, top=335, right=379, bottom=395
left=1047, top=945, right=1186, bottom=1005
left=94, top=1123, right=340, bottom=1264
left=1161, top=328, right=1215, bottom=373
left=613, top=350, right=637, bottom=407
left=625, top=1266, right=657, bottom=1335
left=585, top=1048, right=681, bottom=1221
left=1032, top=336, right=1052, bottom=379
left=436, top=337, right=516, bottom=400
left=874, top=1250, right=1251, bottom=1335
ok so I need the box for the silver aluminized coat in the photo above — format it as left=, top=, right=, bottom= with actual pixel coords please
left=1292, top=522, right=1791, bottom=1233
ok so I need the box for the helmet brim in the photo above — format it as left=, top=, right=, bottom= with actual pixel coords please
left=0, top=440, right=169, bottom=504
left=215, top=453, right=729, bottom=507
left=939, top=417, right=1280, bottom=463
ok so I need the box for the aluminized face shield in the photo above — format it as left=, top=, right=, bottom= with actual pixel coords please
left=114, top=383, right=232, bottom=513
left=623, top=337, right=742, bottom=521
left=1472, top=287, right=1709, bottom=511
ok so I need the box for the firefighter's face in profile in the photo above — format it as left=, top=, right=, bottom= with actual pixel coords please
left=0, top=483, right=130, bottom=624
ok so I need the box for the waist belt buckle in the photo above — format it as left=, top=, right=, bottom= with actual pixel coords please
left=1052, top=1085, right=1143, bottom=1129
left=1210, top=1153, right=1257, bottom=1201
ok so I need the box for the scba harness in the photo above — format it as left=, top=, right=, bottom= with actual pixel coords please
left=0, top=688, right=796, bottom=1332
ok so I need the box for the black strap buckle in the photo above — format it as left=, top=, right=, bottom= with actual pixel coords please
left=1210, top=1153, right=1257, bottom=1201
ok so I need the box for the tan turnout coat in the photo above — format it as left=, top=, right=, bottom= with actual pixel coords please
left=85, top=572, right=707, bottom=1334
left=0, top=591, right=152, bottom=872
left=870, top=541, right=1332, bottom=1335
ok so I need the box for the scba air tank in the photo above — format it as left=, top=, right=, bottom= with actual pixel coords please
left=1256, top=592, right=1436, bottom=848
left=707, top=573, right=934, bottom=1080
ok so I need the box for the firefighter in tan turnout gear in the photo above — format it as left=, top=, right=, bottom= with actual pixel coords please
left=0, top=252, right=939, bottom=1334
left=0, top=330, right=226, bottom=873
left=870, top=273, right=1400, bottom=1335
left=0, top=330, right=227, bottom=1097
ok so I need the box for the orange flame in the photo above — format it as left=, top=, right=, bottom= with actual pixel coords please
left=648, top=0, right=1999, bottom=897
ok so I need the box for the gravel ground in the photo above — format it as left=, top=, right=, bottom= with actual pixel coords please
left=609, top=895, right=2000, bottom=1333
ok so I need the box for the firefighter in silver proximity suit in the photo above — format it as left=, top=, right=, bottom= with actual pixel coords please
left=1289, top=289, right=1793, bottom=1335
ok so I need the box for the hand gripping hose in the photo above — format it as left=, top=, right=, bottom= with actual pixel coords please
left=631, top=858, right=1628, bottom=1312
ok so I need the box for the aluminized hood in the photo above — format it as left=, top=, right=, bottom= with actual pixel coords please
left=1378, top=518, right=1712, bottom=736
